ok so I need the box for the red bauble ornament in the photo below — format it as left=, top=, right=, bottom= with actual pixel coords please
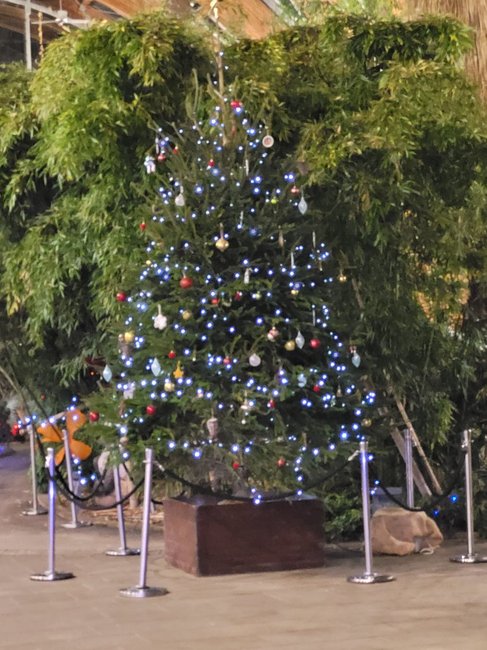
left=234, top=291, right=243, bottom=301
left=232, top=460, right=240, bottom=470
left=211, top=297, right=220, bottom=305
left=146, top=405, right=157, bottom=416
left=157, top=152, right=166, bottom=162
left=309, top=338, right=321, bottom=349
left=179, top=276, right=193, bottom=289
left=208, top=159, right=215, bottom=168
left=268, top=399, right=276, bottom=409
left=223, top=357, right=232, bottom=366
left=230, top=100, right=243, bottom=110
left=139, top=222, right=146, bottom=231
left=313, top=385, right=321, bottom=393
left=168, top=350, right=177, bottom=359
left=277, top=457, right=286, bottom=468
left=173, top=146, right=179, bottom=155
left=11, top=423, right=21, bottom=437
left=290, top=185, right=301, bottom=195
left=116, top=291, right=127, bottom=302
left=89, top=411, right=100, bottom=422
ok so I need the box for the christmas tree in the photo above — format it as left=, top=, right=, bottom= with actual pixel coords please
left=86, top=86, right=375, bottom=501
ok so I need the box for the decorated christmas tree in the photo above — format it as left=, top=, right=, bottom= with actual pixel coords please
left=85, top=83, right=375, bottom=501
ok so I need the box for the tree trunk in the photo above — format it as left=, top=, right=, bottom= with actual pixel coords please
left=403, top=0, right=487, bottom=101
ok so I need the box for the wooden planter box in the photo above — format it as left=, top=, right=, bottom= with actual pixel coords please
left=163, top=495, right=325, bottom=576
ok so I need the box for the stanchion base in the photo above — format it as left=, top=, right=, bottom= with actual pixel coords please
left=30, top=571, right=75, bottom=582
left=61, top=521, right=93, bottom=529
left=347, top=573, right=396, bottom=584
left=22, top=508, right=48, bottom=516
left=106, top=547, right=141, bottom=557
left=450, top=553, right=487, bottom=564
left=119, top=585, right=169, bottom=598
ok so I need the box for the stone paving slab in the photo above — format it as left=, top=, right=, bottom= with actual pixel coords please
left=2, top=445, right=487, bottom=649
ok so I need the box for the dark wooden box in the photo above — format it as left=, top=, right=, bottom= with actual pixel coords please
left=163, top=495, right=325, bottom=576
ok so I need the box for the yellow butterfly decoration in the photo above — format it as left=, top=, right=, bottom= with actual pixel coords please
left=37, top=408, right=92, bottom=466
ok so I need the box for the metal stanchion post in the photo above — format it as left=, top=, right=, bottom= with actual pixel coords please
left=30, top=448, right=75, bottom=581
left=22, top=425, right=47, bottom=516
left=61, top=430, right=91, bottom=529
left=404, top=428, right=415, bottom=509
left=120, top=448, right=168, bottom=598
left=106, top=462, right=140, bottom=557
left=450, top=430, right=487, bottom=564
left=348, top=441, right=396, bottom=585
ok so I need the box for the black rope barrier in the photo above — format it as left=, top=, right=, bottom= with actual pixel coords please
left=54, top=473, right=145, bottom=511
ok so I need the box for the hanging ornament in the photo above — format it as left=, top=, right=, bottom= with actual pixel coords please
left=277, top=457, right=286, bottom=468
left=230, top=99, right=243, bottom=110
left=88, top=411, right=100, bottom=423
left=268, top=399, right=276, bottom=409
left=338, top=271, right=347, bottom=283
left=252, top=291, right=262, bottom=300
left=146, top=405, right=156, bottom=416
left=173, top=361, right=184, bottom=379
left=223, top=357, right=232, bottom=366
left=206, top=416, right=219, bottom=440
left=278, top=228, right=285, bottom=250
left=157, top=152, right=167, bottom=162
left=310, top=338, right=321, bottom=350
left=295, top=331, right=305, bottom=349
left=249, top=353, right=261, bottom=367
left=153, top=305, right=168, bottom=330
left=215, top=223, right=229, bottom=252
left=139, top=222, right=146, bottom=232
left=297, top=373, right=307, bottom=388
left=168, top=350, right=177, bottom=359
left=144, top=155, right=156, bottom=174
left=313, top=385, right=321, bottom=393
left=207, top=159, right=215, bottom=168
left=361, top=417, right=372, bottom=428
left=350, top=346, right=361, bottom=368
left=116, top=291, right=127, bottom=302
left=182, top=310, right=192, bottom=320
left=175, top=189, right=185, bottom=207
left=336, top=386, right=343, bottom=398
left=234, top=291, right=243, bottom=301
left=11, top=423, right=21, bottom=436
left=290, top=289, right=299, bottom=297
left=284, top=340, right=296, bottom=352
left=164, top=380, right=176, bottom=393
left=267, top=326, right=280, bottom=342
left=290, top=185, right=300, bottom=196
left=262, top=134, right=274, bottom=148
left=244, top=268, right=251, bottom=284
left=123, top=330, right=135, bottom=344
left=151, top=358, right=162, bottom=376
left=240, top=396, right=252, bottom=415
left=232, top=460, right=241, bottom=470
left=298, top=196, right=308, bottom=215
left=123, top=383, right=136, bottom=399
left=180, top=275, right=194, bottom=289
left=102, top=365, right=113, bottom=382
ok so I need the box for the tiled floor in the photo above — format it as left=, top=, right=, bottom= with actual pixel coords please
left=1, top=444, right=485, bottom=649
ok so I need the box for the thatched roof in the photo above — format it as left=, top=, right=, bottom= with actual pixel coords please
left=404, top=0, right=487, bottom=101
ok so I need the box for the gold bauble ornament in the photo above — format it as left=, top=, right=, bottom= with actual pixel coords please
left=173, top=361, right=184, bottom=379
left=361, top=418, right=372, bottom=428
left=164, top=380, right=176, bottom=393
left=182, top=310, right=192, bottom=320
left=290, top=289, right=299, bottom=296
left=338, top=273, right=347, bottom=283
left=123, top=330, right=135, bottom=343
left=284, top=340, right=296, bottom=351
left=215, top=236, right=229, bottom=252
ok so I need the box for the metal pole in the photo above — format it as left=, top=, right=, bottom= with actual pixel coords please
left=120, top=448, right=168, bottom=598
left=24, top=0, right=32, bottom=70
left=30, top=448, right=74, bottom=581
left=106, top=462, right=140, bottom=557
left=451, top=430, right=487, bottom=563
left=22, top=425, right=47, bottom=516
left=404, top=428, right=415, bottom=509
left=348, top=441, right=395, bottom=584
